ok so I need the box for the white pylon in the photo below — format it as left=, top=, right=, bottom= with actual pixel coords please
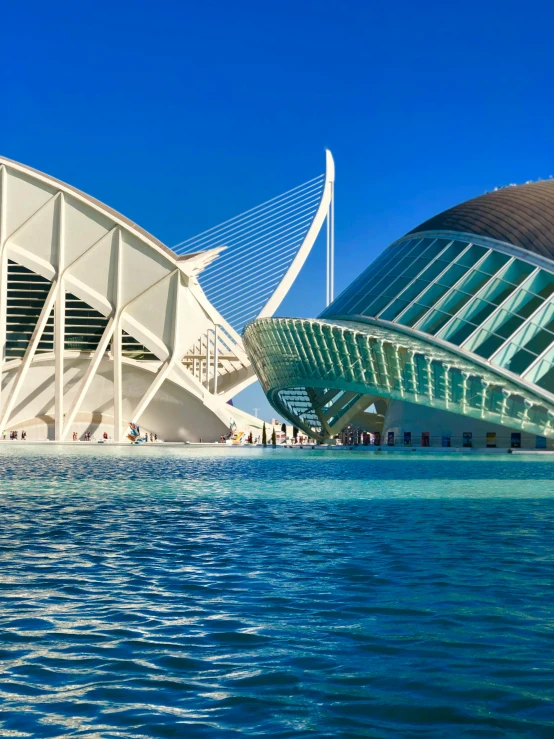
left=326, top=182, right=335, bottom=307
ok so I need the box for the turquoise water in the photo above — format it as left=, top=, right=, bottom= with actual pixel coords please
left=1, top=447, right=554, bottom=737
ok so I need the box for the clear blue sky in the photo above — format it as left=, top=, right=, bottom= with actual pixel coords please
left=2, top=0, right=554, bottom=420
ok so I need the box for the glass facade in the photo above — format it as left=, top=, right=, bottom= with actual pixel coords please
left=244, top=316, right=554, bottom=443
left=322, top=235, right=554, bottom=394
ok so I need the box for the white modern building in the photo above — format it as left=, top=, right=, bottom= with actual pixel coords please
left=0, top=152, right=334, bottom=441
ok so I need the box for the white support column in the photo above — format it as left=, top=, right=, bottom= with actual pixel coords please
left=54, top=194, right=65, bottom=441
left=325, top=183, right=335, bottom=307
left=443, top=363, right=451, bottom=409
left=205, top=330, right=211, bottom=388
left=500, top=389, right=511, bottom=423
left=330, top=180, right=334, bottom=303
left=393, top=344, right=404, bottom=397
left=376, top=341, right=391, bottom=392
left=545, top=410, right=554, bottom=436
left=0, top=281, right=59, bottom=430
left=326, top=201, right=330, bottom=306
left=409, top=351, right=419, bottom=400
left=0, top=166, right=7, bottom=424
left=133, top=360, right=172, bottom=424
left=522, top=398, right=533, bottom=428
left=425, top=356, right=434, bottom=404
left=213, top=324, right=219, bottom=395
left=113, top=230, right=123, bottom=441
left=480, top=380, right=489, bottom=419
left=461, top=371, right=470, bottom=413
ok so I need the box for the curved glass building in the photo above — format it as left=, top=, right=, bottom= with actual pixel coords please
left=244, top=180, right=554, bottom=448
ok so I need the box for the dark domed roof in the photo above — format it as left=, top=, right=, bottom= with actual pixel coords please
left=410, top=179, right=554, bottom=261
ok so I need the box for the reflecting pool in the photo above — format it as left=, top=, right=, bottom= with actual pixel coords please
left=1, top=446, right=554, bottom=737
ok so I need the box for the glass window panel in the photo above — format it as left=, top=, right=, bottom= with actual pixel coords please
left=363, top=294, right=396, bottom=317
left=326, top=240, right=415, bottom=315
left=428, top=288, right=473, bottom=319
left=479, top=287, right=543, bottom=336
left=415, top=282, right=452, bottom=310
left=536, top=364, right=554, bottom=394
left=412, top=238, right=434, bottom=254
left=493, top=345, right=537, bottom=375
left=392, top=279, right=434, bottom=309
left=469, top=330, right=505, bottom=359
left=416, top=257, right=455, bottom=284
left=440, top=318, right=477, bottom=345
left=398, top=302, right=434, bottom=327
left=443, top=297, right=490, bottom=327
left=379, top=275, right=413, bottom=298
left=397, top=257, right=432, bottom=280
left=488, top=310, right=525, bottom=340
left=524, top=327, right=554, bottom=357
left=513, top=293, right=543, bottom=320
left=348, top=292, right=382, bottom=315
left=502, top=259, right=535, bottom=286
left=451, top=268, right=493, bottom=298
left=455, top=244, right=487, bottom=268
left=418, top=238, right=450, bottom=261
left=497, top=300, right=554, bottom=357
left=415, top=309, right=453, bottom=335
left=478, top=278, right=517, bottom=307
left=525, top=346, right=554, bottom=387
left=373, top=275, right=411, bottom=297
left=385, top=254, right=422, bottom=278
left=435, top=263, right=469, bottom=288
left=346, top=250, right=424, bottom=314
left=526, top=270, right=554, bottom=300
left=476, top=250, right=510, bottom=275
left=378, top=299, right=410, bottom=321
left=435, top=241, right=469, bottom=262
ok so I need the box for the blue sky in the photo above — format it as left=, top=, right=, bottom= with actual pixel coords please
left=2, top=0, right=554, bottom=419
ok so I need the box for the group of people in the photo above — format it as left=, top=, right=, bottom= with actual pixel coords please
left=3, top=430, right=26, bottom=440
left=72, top=430, right=110, bottom=441
left=2, top=428, right=159, bottom=442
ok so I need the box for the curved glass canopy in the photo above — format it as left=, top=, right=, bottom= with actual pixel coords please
left=244, top=316, right=554, bottom=442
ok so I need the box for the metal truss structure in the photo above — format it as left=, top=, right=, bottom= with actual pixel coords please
left=244, top=179, right=554, bottom=447
left=0, top=152, right=334, bottom=441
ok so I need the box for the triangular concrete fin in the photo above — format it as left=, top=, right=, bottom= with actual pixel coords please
left=65, top=230, right=118, bottom=309
left=64, top=194, right=114, bottom=264
left=8, top=195, right=60, bottom=268
left=5, top=167, right=57, bottom=239
left=124, top=271, right=177, bottom=353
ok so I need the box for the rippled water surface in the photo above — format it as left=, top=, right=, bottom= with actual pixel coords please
left=2, top=446, right=554, bottom=737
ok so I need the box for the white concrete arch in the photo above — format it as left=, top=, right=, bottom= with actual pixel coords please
left=0, top=156, right=272, bottom=441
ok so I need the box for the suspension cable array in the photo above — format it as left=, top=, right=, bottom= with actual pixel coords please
left=173, top=173, right=326, bottom=334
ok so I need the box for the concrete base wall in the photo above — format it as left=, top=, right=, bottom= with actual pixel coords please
left=382, top=398, right=552, bottom=449
left=0, top=357, right=243, bottom=442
